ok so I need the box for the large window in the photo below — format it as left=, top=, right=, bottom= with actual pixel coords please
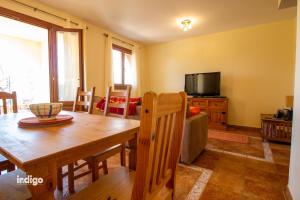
left=0, top=16, right=50, bottom=109
left=0, top=8, right=84, bottom=110
left=112, top=44, right=133, bottom=88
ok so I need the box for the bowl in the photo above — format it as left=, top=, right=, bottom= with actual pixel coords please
left=29, top=103, right=63, bottom=121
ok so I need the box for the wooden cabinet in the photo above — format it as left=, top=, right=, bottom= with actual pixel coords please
left=189, top=97, right=228, bottom=130
left=261, top=114, right=292, bottom=143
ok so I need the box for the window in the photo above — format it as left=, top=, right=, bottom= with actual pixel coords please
left=112, top=44, right=133, bottom=88
left=0, top=8, right=84, bottom=110
left=0, top=16, right=50, bottom=109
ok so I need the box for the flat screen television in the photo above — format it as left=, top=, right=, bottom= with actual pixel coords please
left=185, top=72, right=220, bottom=96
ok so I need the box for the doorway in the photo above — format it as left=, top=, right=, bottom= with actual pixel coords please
left=0, top=7, right=84, bottom=110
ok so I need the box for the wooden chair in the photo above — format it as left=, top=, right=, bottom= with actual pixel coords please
left=73, top=87, right=95, bottom=114
left=84, top=85, right=132, bottom=187
left=0, top=91, right=17, bottom=175
left=58, top=86, right=98, bottom=193
left=0, top=91, right=17, bottom=114
left=104, top=85, right=132, bottom=119
left=70, top=91, right=187, bottom=200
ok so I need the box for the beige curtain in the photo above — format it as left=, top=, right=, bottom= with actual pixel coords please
left=104, top=35, right=113, bottom=90
left=131, top=45, right=141, bottom=97
left=57, top=31, right=80, bottom=101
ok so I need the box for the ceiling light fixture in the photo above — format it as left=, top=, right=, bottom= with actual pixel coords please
left=180, top=19, right=192, bottom=32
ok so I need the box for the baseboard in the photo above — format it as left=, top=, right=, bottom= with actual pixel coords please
left=284, top=185, right=293, bottom=200
left=228, top=124, right=260, bottom=132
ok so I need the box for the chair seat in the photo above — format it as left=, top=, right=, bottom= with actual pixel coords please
left=69, top=167, right=135, bottom=200
left=85, top=144, right=122, bottom=162
left=0, top=169, right=31, bottom=200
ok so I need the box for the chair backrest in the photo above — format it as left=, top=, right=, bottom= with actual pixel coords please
left=0, top=91, right=18, bottom=114
left=132, top=92, right=187, bottom=200
left=103, top=85, right=131, bottom=119
left=72, top=87, right=95, bottom=114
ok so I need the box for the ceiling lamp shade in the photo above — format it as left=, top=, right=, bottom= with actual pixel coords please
left=180, top=19, right=192, bottom=32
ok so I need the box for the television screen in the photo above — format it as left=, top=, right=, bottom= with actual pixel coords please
left=185, top=72, right=220, bottom=96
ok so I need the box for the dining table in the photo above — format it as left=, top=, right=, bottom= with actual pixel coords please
left=0, top=111, right=140, bottom=199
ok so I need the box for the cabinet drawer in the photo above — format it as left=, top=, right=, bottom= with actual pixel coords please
left=191, top=100, right=207, bottom=107
left=208, top=100, right=226, bottom=108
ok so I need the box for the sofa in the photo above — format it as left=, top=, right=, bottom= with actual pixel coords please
left=180, top=112, right=208, bottom=164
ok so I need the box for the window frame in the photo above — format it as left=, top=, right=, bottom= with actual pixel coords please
left=112, top=44, right=132, bottom=89
left=0, top=7, right=84, bottom=107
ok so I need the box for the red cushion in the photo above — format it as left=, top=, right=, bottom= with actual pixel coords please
left=96, top=97, right=140, bottom=116
left=189, top=106, right=201, bottom=117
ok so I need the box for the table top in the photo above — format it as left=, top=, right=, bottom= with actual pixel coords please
left=0, top=111, right=140, bottom=167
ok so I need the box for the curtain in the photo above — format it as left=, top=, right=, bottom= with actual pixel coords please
left=57, top=31, right=80, bottom=101
left=130, top=45, right=141, bottom=97
left=104, top=35, right=113, bottom=90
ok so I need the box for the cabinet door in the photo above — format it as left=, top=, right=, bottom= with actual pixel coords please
left=210, top=110, right=227, bottom=129
left=210, top=111, right=225, bottom=122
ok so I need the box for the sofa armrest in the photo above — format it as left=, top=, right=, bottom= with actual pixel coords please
left=181, top=112, right=208, bottom=164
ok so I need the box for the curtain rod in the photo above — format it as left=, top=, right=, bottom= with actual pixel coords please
left=8, top=0, right=79, bottom=26
left=103, top=33, right=134, bottom=47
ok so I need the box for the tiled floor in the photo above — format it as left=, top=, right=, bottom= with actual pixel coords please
left=207, top=136, right=265, bottom=158
left=56, top=127, right=290, bottom=200
left=195, top=128, right=290, bottom=200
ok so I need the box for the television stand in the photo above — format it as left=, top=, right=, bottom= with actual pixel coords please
left=188, top=97, right=228, bottom=130
left=200, top=96, right=226, bottom=98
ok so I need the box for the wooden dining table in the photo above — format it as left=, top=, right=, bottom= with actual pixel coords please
left=0, top=111, right=140, bottom=199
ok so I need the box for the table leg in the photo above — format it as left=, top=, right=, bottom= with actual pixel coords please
left=128, top=132, right=138, bottom=170
left=25, top=163, right=57, bottom=200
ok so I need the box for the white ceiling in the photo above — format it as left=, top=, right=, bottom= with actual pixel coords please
left=37, top=0, right=297, bottom=44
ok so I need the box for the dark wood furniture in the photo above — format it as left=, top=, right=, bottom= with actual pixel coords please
left=0, top=111, right=139, bottom=199
left=261, top=114, right=292, bottom=143
left=70, top=92, right=187, bottom=200
left=189, top=97, right=228, bottom=130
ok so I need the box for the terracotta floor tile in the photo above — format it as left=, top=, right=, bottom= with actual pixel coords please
left=194, top=150, right=220, bottom=170
left=196, top=128, right=290, bottom=200
left=226, top=127, right=261, bottom=138
left=276, top=164, right=289, bottom=176
left=200, top=183, right=240, bottom=200
left=214, top=160, right=246, bottom=176
left=243, top=179, right=285, bottom=200
left=207, top=134, right=265, bottom=159
left=244, top=167, right=282, bottom=187
left=209, top=170, right=245, bottom=193
left=244, top=159, right=278, bottom=173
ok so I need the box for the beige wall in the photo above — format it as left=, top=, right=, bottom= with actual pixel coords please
left=0, top=0, right=296, bottom=128
left=0, top=0, right=143, bottom=97
left=288, top=2, right=300, bottom=200
left=145, top=19, right=296, bottom=127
